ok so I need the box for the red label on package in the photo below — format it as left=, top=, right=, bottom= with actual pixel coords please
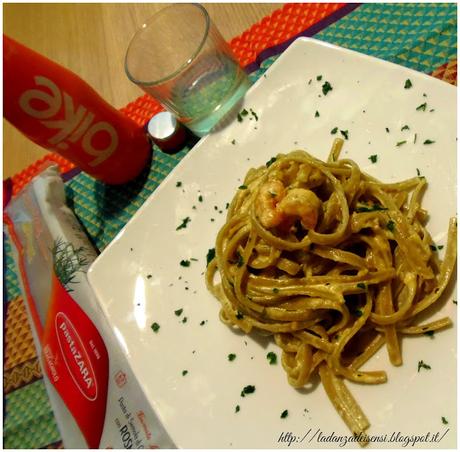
left=42, top=274, right=109, bottom=448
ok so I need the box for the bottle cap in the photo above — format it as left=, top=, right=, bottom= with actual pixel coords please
left=146, top=111, right=187, bottom=153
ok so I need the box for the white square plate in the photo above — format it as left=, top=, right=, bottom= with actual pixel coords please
left=88, top=38, right=457, bottom=448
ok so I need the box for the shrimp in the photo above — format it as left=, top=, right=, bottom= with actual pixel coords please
left=255, top=179, right=286, bottom=228
left=278, top=188, right=322, bottom=230
left=256, top=179, right=322, bottom=231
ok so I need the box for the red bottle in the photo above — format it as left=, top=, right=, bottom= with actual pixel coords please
left=3, top=35, right=151, bottom=184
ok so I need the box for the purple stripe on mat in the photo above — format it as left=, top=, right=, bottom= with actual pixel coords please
left=62, top=166, right=82, bottom=182
left=244, top=3, right=362, bottom=74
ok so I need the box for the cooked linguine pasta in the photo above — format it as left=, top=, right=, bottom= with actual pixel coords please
left=205, top=139, right=456, bottom=443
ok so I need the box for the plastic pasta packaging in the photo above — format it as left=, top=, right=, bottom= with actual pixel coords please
left=4, top=165, right=174, bottom=449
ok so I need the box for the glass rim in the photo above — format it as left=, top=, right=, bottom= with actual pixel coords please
left=124, top=3, right=210, bottom=87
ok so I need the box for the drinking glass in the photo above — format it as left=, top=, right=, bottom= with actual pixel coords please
left=125, top=3, right=251, bottom=136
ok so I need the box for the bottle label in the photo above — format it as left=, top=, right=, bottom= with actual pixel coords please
left=19, top=75, right=118, bottom=167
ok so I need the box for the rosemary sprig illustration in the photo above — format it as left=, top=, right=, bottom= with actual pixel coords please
left=51, top=238, right=89, bottom=292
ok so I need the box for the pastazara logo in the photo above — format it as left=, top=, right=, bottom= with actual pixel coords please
left=55, top=311, right=98, bottom=400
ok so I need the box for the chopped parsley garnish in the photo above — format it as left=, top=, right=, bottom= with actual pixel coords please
left=237, top=108, right=249, bottom=122
left=146, top=274, right=152, bottom=279
left=206, top=248, right=216, bottom=266
left=151, top=322, right=160, bottom=333
left=453, top=300, right=457, bottom=305
left=354, top=309, right=363, bottom=317
left=385, top=127, right=390, bottom=133
left=315, top=110, right=320, bottom=118
left=401, top=125, right=410, bottom=131
left=176, top=217, right=191, bottom=231
left=200, top=320, right=207, bottom=326
left=267, top=352, right=277, bottom=365
left=340, top=130, right=349, bottom=140
left=322, top=81, right=333, bottom=95
left=423, top=139, right=435, bottom=145
left=423, top=330, right=435, bottom=338
left=416, top=168, right=421, bottom=176
left=174, top=308, right=183, bottom=316
left=331, top=127, right=338, bottom=135
left=182, top=317, right=187, bottom=324
left=368, top=154, right=378, bottom=163
left=240, top=385, right=256, bottom=397
left=198, top=195, right=203, bottom=202
left=266, top=156, right=277, bottom=167
left=238, top=185, right=248, bottom=190
left=357, top=283, right=366, bottom=290
left=180, top=259, right=190, bottom=267
left=316, top=75, right=323, bottom=81
left=356, top=203, right=388, bottom=212
left=280, top=410, right=289, bottom=419
left=386, top=220, right=395, bottom=232
left=236, top=311, right=244, bottom=320
left=429, top=245, right=437, bottom=251
left=236, top=252, right=244, bottom=268
left=182, top=370, right=188, bottom=376
left=176, top=181, right=182, bottom=187
left=414, top=133, right=417, bottom=144
left=228, top=353, right=236, bottom=362
left=442, top=416, right=448, bottom=425
left=417, top=360, right=431, bottom=372
left=250, top=109, right=259, bottom=121
left=416, top=102, right=427, bottom=111
left=404, top=79, right=412, bottom=89
left=235, top=405, right=240, bottom=413
left=396, top=140, right=407, bottom=147
left=231, top=139, right=236, bottom=145
left=272, top=288, right=279, bottom=294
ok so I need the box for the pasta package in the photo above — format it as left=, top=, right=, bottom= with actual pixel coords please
left=4, top=165, right=174, bottom=449
left=206, top=139, right=457, bottom=444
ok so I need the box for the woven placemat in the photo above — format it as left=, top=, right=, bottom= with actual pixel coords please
left=3, top=2, right=457, bottom=448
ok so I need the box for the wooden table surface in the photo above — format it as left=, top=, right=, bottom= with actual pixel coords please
left=3, top=2, right=282, bottom=179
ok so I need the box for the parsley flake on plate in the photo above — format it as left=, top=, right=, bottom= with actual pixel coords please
left=322, top=81, right=333, bottom=95
left=368, top=154, right=378, bottom=163
left=176, top=217, right=191, bottom=231
left=237, top=108, right=249, bottom=122
left=228, top=353, right=236, bottom=362
left=180, top=259, right=190, bottom=267
left=280, top=410, right=289, bottom=419
left=206, top=248, right=216, bottom=266
left=240, top=385, right=256, bottom=397
left=396, top=140, right=407, bottom=147
left=330, top=127, right=338, bottom=135
left=267, top=352, right=277, bottom=365
left=442, top=416, right=448, bottom=425
left=404, top=79, right=412, bottom=89
left=238, top=185, right=248, bottom=190
left=417, top=360, right=431, bottom=372
left=423, top=139, right=435, bottom=145
left=174, top=308, right=183, bottom=316
left=182, top=370, right=188, bottom=376
left=340, top=129, right=349, bottom=140
left=151, top=322, right=160, bottom=333
left=176, top=181, right=182, bottom=187
left=416, top=102, right=427, bottom=111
